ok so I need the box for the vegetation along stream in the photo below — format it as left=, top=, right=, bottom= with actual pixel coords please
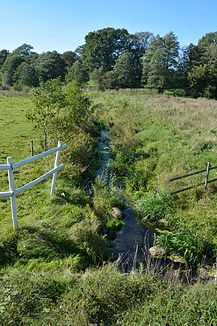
left=96, top=127, right=161, bottom=272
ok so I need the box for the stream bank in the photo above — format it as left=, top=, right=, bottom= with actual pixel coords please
left=96, top=127, right=167, bottom=272
left=95, top=128, right=210, bottom=281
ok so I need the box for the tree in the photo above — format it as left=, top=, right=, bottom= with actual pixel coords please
left=197, top=32, right=217, bottom=51
left=112, top=51, right=140, bottom=88
left=29, top=80, right=95, bottom=177
left=29, top=78, right=65, bottom=149
left=188, top=64, right=209, bottom=97
left=13, top=44, right=33, bottom=59
left=66, top=60, right=88, bottom=84
left=129, top=32, right=154, bottom=57
left=61, top=51, right=78, bottom=68
left=13, top=62, right=39, bottom=88
left=35, top=51, right=66, bottom=81
left=142, top=32, right=179, bottom=92
left=188, top=44, right=217, bottom=98
left=1, top=44, right=34, bottom=87
left=186, top=32, right=217, bottom=98
left=0, top=49, right=8, bottom=69
left=1, top=54, right=23, bottom=87
left=82, top=27, right=129, bottom=72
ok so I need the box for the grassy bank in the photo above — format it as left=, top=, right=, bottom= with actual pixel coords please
left=0, top=264, right=216, bottom=325
left=92, top=90, right=217, bottom=266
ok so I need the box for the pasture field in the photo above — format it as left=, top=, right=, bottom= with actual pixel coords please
left=0, top=96, right=61, bottom=235
left=0, top=91, right=216, bottom=325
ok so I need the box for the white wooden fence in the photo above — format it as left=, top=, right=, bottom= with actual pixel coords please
left=0, top=141, right=68, bottom=230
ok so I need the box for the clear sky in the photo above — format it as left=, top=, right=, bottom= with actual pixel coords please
left=1, top=0, right=217, bottom=53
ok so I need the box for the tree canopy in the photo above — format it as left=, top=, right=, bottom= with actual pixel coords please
left=1, top=29, right=217, bottom=98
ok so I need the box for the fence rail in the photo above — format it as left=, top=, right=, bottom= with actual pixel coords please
left=169, top=161, right=217, bottom=194
left=0, top=141, right=67, bottom=230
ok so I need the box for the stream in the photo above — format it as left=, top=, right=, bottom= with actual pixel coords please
left=96, top=128, right=157, bottom=271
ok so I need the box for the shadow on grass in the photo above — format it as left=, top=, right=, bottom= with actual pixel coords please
left=0, top=226, right=93, bottom=270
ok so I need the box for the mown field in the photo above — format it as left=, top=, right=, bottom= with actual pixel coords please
left=0, top=90, right=217, bottom=325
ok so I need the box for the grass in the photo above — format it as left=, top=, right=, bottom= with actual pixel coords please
left=0, top=94, right=108, bottom=271
left=0, top=264, right=216, bottom=325
left=0, top=90, right=217, bottom=324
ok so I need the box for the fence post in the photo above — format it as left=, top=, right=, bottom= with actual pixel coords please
left=7, top=157, right=18, bottom=230
left=30, top=140, right=34, bottom=156
left=204, top=161, right=210, bottom=190
left=50, top=140, right=61, bottom=195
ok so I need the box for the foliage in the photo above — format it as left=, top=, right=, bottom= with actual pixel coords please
left=1, top=54, right=23, bottom=87
left=155, top=223, right=213, bottom=266
left=106, top=218, right=124, bottom=231
left=112, top=51, right=141, bottom=88
left=0, top=49, right=8, bottom=69
left=163, top=88, right=186, bottom=96
left=118, top=280, right=217, bottom=325
left=1, top=30, right=217, bottom=97
left=94, top=90, right=217, bottom=266
left=13, top=62, right=39, bottom=89
left=134, top=192, right=175, bottom=224
left=66, top=60, right=88, bottom=84
left=28, top=80, right=96, bottom=176
left=142, top=32, right=180, bottom=92
left=61, top=50, right=78, bottom=68
left=68, top=211, right=109, bottom=263
left=0, top=265, right=216, bottom=325
left=34, top=50, right=66, bottom=81
left=28, top=78, right=65, bottom=149
left=1, top=90, right=217, bottom=325
left=82, top=27, right=130, bottom=72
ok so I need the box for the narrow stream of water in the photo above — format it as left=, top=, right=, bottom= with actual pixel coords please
left=96, top=128, right=156, bottom=271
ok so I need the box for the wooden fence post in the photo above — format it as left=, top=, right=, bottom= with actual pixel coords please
left=7, top=157, right=18, bottom=230
left=30, top=140, right=34, bottom=156
left=50, top=140, right=61, bottom=195
left=204, top=161, right=210, bottom=190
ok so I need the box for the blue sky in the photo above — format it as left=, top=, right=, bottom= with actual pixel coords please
left=1, top=0, right=217, bottom=53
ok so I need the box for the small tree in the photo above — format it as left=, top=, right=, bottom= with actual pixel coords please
left=29, top=80, right=96, bottom=178
left=28, top=78, right=65, bottom=150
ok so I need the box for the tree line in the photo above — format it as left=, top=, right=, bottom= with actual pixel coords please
left=1, top=28, right=217, bottom=98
